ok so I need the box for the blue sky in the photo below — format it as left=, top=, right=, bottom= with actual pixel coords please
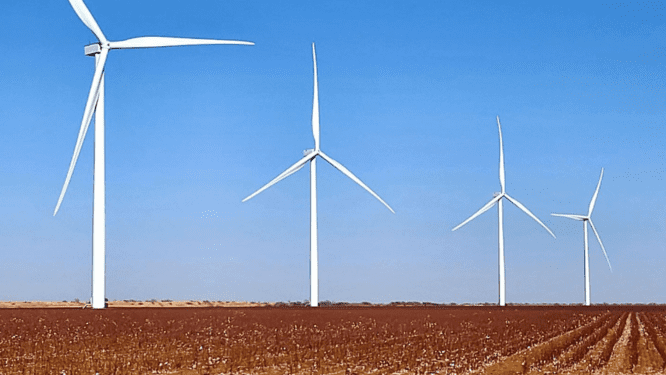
left=0, top=0, right=663, bottom=304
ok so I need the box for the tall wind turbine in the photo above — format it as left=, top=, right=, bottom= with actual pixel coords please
left=552, top=168, right=611, bottom=306
left=452, top=116, right=556, bottom=306
left=243, top=43, right=394, bottom=307
left=55, top=0, right=253, bottom=309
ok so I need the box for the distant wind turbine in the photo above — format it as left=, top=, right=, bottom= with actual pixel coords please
left=552, top=168, right=611, bottom=306
left=55, top=0, right=253, bottom=309
left=243, top=43, right=394, bottom=307
left=452, top=116, right=556, bottom=306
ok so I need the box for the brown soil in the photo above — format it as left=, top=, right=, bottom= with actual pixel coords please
left=0, top=304, right=664, bottom=374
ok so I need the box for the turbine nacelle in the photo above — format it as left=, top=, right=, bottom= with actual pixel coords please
left=303, top=149, right=316, bottom=157
left=84, top=43, right=103, bottom=56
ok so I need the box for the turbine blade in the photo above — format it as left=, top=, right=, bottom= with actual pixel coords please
left=318, top=151, right=394, bottom=213
left=68, top=0, right=107, bottom=43
left=588, top=168, right=604, bottom=217
left=504, top=194, right=556, bottom=238
left=497, top=116, right=505, bottom=193
left=311, top=43, right=320, bottom=151
left=551, top=213, right=587, bottom=221
left=110, top=37, right=254, bottom=49
left=452, top=195, right=501, bottom=232
left=54, top=49, right=109, bottom=216
left=242, top=154, right=312, bottom=202
left=589, top=219, right=612, bottom=271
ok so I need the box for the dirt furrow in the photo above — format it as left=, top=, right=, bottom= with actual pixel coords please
left=596, top=312, right=636, bottom=374
left=474, top=312, right=618, bottom=375
left=629, top=313, right=641, bottom=368
left=633, top=313, right=666, bottom=374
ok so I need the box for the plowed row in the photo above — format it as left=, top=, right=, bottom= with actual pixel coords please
left=0, top=305, right=664, bottom=374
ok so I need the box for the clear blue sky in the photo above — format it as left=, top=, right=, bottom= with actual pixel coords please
left=0, top=0, right=663, bottom=304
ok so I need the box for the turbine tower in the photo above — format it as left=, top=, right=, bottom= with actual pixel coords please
left=55, top=0, right=253, bottom=309
left=452, top=116, right=555, bottom=306
left=243, top=43, right=394, bottom=307
left=552, top=168, right=611, bottom=306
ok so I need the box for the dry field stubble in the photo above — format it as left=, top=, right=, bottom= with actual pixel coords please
left=0, top=304, right=664, bottom=374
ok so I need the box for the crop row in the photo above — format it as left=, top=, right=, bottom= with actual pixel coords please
left=482, top=311, right=666, bottom=374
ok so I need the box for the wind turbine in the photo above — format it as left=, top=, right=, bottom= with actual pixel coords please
left=552, top=168, right=611, bottom=306
left=452, top=116, right=555, bottom=306
left=242, top=43, right=394, bottom=307
left=55, top=0, right=253, bottom=309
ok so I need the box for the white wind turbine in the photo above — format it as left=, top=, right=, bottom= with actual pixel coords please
left=243, top=43, right=394, bottom=307
left=452, top=116, right=556, bottom=306
left=552, top=168, right=611, bottom=306
left=55, top=0, right=253, bottom=309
